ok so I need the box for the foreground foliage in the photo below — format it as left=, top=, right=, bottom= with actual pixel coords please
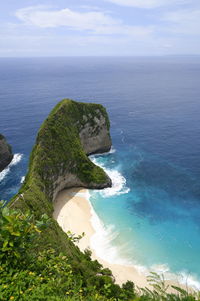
left=1, top=203, right=200, bottom=301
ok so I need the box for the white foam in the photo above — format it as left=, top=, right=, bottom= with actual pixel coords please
left=88, top=196, right=145, bottom=268
left=0, top=153, right=23, bottom=182
left=91, top=157, right=130, bottom=197
left=149, top=264, right=200, bottom=291
left=0, top=168, right=10, bottom=182
left=178, top=271, right=200, bottom=291
left=89, top=151, right=200, bottom=290
left=87, top=191, right=200, bottom=291
left=102, top=168, right=130, bottom=197
left=89, top=198, right=132, bottom=265
left=20, top=176, right=25, bottom=183
left=151, top=263, right=170, bottom=274
left=10, top=153, right=23, bottom=166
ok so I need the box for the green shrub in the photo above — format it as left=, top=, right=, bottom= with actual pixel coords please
left=0, top=204, right=137, bottom=301
left=1, top=203, right=200, bottom=300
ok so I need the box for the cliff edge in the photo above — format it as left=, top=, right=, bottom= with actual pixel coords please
left=0, top=134, right=13, bottom=172
left=11, top=99, right=112, bottom=216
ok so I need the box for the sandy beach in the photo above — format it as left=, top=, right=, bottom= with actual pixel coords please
left=53, top=188, right=189, bottom=291
left=53, top=188, right=150, bottom=288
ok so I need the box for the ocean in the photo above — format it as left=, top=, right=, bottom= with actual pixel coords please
left=1, top=57, right=200, bottom=288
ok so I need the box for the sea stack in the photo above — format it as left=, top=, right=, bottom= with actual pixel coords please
left=0, top=134, right=13, bottom=172
left=11, top=99, right=112, bottom=216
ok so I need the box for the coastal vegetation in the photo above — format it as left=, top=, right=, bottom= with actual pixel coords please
left=1, top=203, right=199, bottom=300
left=11, top=99, right=111, bottom=217
left=1, top=99, right=199, bottom=300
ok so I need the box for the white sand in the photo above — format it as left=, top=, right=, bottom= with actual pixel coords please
left=53, top=188, right=188, bottom=291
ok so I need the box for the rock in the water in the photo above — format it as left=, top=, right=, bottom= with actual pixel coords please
left=0, top=134, right=13, bottom=172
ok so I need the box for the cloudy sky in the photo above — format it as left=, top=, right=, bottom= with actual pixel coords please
left=1, top=0, right=200, bottom=56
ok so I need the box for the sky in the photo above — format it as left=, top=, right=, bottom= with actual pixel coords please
left=1, top=0, right=200, bottom=56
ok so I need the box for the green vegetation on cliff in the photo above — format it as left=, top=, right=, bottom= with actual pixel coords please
left=4, top=99, right=198, bottom=300
left=11, top=99, right=111, bottom=217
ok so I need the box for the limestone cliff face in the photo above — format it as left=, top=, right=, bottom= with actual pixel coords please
left=11, top=99, right=112, bottom=216
left=0, top=134, right=13, bottom=172
left=79, top=111, right=111, bottom=155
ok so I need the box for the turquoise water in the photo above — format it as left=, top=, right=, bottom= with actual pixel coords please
left=1, top=57, right=200, bottom=288
left=90, top=149, right=200, bottom=288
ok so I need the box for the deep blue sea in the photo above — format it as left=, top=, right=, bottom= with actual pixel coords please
left=1, top=57, right=200, bottom=288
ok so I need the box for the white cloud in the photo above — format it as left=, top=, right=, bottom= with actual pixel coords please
left=1, top=3, right=198, bottom=56
left=15, top=6, right=118, bottom=29
left=163, top=9, right=200, bottom=35
left=106, top=0, right=189, bottom=9
left=15, top=6, right=153, bottom=37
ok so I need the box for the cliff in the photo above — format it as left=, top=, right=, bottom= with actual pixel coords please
left=11, top=99, right=112, bottom=216
left=0, top=134, right=13, bottom=172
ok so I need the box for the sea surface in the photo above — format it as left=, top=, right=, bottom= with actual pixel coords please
left=1, top=57, right=200, bottom=288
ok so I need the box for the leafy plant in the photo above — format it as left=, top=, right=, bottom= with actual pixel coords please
left=66, top=230, right=85, bottom=243
left=0, top=201, right=49, bottom=267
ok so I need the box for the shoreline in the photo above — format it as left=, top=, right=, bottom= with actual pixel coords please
left=53, top=187, right=193, bottom=291
left=53, top=188, right=149, bottom=288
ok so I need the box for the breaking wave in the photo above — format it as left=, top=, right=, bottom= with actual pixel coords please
left=91, top=156, right=130, bottom=197
left=89, top=195, right=200, bottom=290
left=0, top=153, right=23, bottom=182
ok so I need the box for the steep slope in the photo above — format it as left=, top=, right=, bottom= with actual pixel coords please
left=0, top=134, right=13, bottom=172
left=10, top=99, right=112, bottom=217
left=7, top=99, right=114, bottom=293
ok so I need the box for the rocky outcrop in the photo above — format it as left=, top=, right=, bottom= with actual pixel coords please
left=0, top=134, right=13, bottom=172
left=79, top=111, right=111, bottom=155
left=11, top=99, right=112, bottom=217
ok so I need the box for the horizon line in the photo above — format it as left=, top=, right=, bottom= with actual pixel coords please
left=0, top=54, right=200, bottom=59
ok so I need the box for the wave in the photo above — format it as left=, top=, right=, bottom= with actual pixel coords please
left=89, top=149, right=200, bottom=290
left=10, top=153, right=23, bottom=166
left=0, top=168, right=10, bottom=182
left=91, top=157, right=130, bottom=197
left=0, top=153, right=23, bottom=182
left=89, top=198, right=132, bottom=266
left=88, top=197, right=200, bottom=290
left=178, top=271, right=200, bottom=291
left=150, top=264, right=200, bottom=290
left=20, top=176, right=25, bottom=183
left=101, top=168, right=130, bottom=197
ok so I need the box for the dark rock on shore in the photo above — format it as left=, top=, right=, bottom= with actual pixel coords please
left=0, top=134, right=13, bottom=172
